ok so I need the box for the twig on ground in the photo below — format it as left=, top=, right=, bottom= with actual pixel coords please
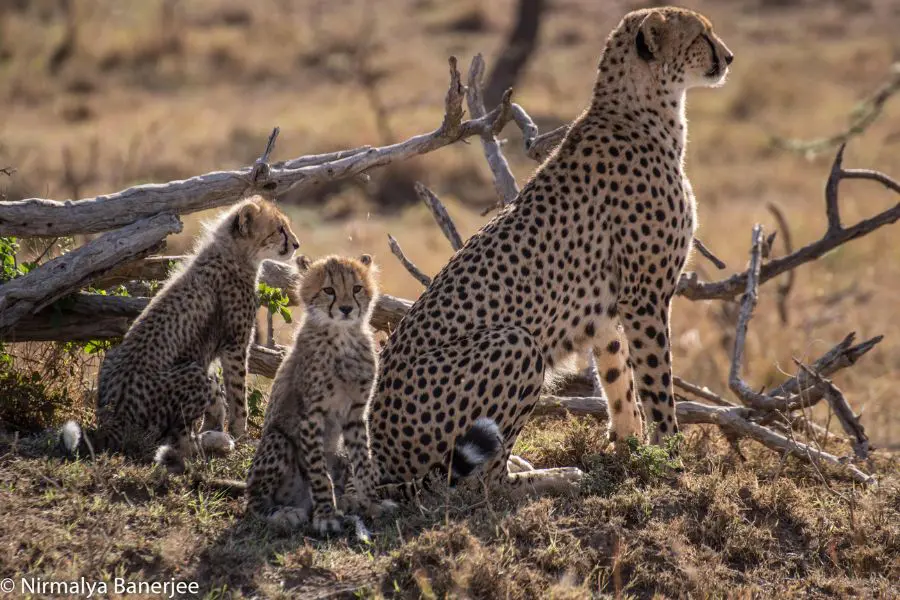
left=531, top=396, right=874, bottom=484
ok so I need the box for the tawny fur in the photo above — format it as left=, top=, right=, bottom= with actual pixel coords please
left=61, top=196, right=299, bottom=471
left=366, top=7, right=733, bottom=497
left=244, top=254, right=386, bottom=534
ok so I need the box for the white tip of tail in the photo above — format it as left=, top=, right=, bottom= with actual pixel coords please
left=60, top=421, right=82, bottom=453
left=154, top=445, right=186, bottom=474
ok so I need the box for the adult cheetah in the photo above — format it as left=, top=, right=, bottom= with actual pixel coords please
left=62, top=196, right=300, bottom=470
left=368, top=7, right=733, bottom=493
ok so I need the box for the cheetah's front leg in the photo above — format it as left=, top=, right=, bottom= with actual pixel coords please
left=296, top=413, right=343, bottom=535
left=620, top=301, right=678, bottom=445
left=219, top=340, right=250, bottom=440
left=340, top=399, right=395, bottom=519
left=592, top=321, right=644, bottom=446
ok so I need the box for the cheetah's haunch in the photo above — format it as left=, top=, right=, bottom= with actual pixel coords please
left=368, top=7, right=732, bottom=494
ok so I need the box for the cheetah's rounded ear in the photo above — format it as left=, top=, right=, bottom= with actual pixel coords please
left=358, top=254, right=373, bottom=267
left=296, top=255, right=312, bottom=272
left=233, top=202, right=261, bottom=238
left=636, top=11, right=666, bottom=62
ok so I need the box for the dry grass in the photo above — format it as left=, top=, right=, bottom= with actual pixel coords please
left=2, top=0, right=900, bottom=596
left=1, top=427, right=897, bottom=598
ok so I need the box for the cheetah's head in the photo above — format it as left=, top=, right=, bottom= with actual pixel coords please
left=296, top=254, right=379, bottom=326
left=614, top=7, right=733, bottom=91
left=230, top=196, right=300, bottom=264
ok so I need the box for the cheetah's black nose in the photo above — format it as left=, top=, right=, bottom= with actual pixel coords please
left=725, top=52, right=734, bottom=65
left=292, top=241, right=300, bottom=249
left=339, top=305, right=353, bottom=316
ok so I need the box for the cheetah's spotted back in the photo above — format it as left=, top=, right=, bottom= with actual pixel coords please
left=367, top=7, right=732, bottom=493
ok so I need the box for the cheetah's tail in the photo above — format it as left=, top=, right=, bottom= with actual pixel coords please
left=154, top=445, right=187, bottom=474
left=450, top=417, right=503, bottom=482
left=59, top=420, right=95, bottom=459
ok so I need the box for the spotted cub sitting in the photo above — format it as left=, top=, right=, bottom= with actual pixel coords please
left=62, top=196, right=300, bottom=471
left=246, top=254, right=387, bottom=534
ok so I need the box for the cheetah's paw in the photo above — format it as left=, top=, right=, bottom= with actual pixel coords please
left=268, top=506, right=309, bottom=530
left=507, top=454, right=535, bottom=473
left=341, top=494, right=397, bottom=520
left=198, top=431, right=235, bottom=455
left=312, top=509, right=344, bottom=536
left=229, top=416, right=248, bottom=441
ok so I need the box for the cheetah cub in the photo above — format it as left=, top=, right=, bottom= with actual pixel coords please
left=246, top=254, right=387, bottom=534
left=62, top=196, right=300, bottom=471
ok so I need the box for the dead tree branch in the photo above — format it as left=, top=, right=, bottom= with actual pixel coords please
left=678, top=144, right=900, bottom=301
left=7, top=289, right=414, bottom=343
left=415, top=183, right=464, bottom=251
left=275, top=146, right=373, bottom=169
left=531, top=396, right=874, bottom=484
left=727, top=225, right=777, bottom=410
left=509, top=104, right=568, bottom=161
left=387, top=235, right=431, bottom=287
left=769, top=332, right=883, bottom=399
left=795, top=361, right=870, bottom=459
left=673, top=376, right=737, bottom=408
left=467, top=54, right=519, bottom=206
left=0, top=57, right=520, bottom=237
left=692, top=238, right=727, bottom=270
left=0, top=213, right=182, bottom=336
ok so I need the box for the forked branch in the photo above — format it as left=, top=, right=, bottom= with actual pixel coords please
left=678, top=144, right=900, bottom=301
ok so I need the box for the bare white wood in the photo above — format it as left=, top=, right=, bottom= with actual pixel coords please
left=0, top=213, right=182, bottom=335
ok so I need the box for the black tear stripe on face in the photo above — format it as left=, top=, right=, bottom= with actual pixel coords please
left=702, top=34, right=719, bottom=77
left=353, top=282, right=362, bottom=316
left=326, top=277, right=337, bottom=319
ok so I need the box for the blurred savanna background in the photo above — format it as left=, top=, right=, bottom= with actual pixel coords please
left=1, top=0, right=899, bottom=597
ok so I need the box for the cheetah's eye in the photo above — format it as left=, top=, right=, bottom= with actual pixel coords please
left=322, top=287, right=336, bottom=295
left=352, top=285, right=363, bottom=294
